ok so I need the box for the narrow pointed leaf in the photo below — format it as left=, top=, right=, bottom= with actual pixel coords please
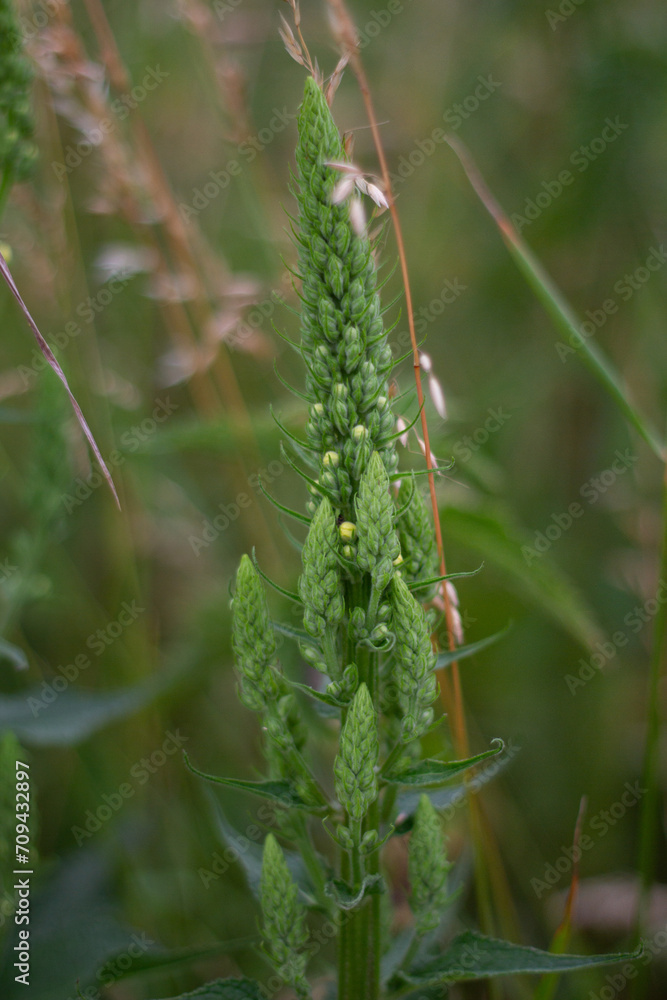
left=384, top=741, right=504, bottom=787
left=435, top=623, right=511, bottom=670
left=402, top=930, right=640, bottom=985
left=446, top=135, right=665, bottom=462
left=149, top=979, right=265, bottom=1000
left=256, top=478, right=311, bottom=525
left=183, top=752, right=315, bottom=810
left=409, top=563, right=484, bottom=593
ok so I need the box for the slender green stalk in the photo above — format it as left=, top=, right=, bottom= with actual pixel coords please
left=446, top=134, right=666, bottom=463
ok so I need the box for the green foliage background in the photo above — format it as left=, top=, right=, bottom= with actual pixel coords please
left=0, top=0, right=665, bottom=997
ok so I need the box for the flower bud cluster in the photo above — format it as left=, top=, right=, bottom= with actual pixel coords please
left=409, top=795, right=452, bottom=935
left=295, top=78, right=397, bottom=513
left=396, top=479, right=440, bottom=598
left=390, top=575, right=438, bottom=741
left=299, top=497, right=344, bottom=641
left=232, top=555, right=305, bottom=753
left=356, top=452, right=401, bottom=597
left=260, top=834, right=311, bottom=998
left=334, top=683, right=379, bottom=823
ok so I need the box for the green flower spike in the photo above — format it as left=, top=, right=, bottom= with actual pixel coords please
left=232, top=554, right=281, bottom=713
left=260, top=833, right=311, bottom=999
left=0, top=0, right=37, bottom=189
left=390, top=574, right=437, bottom=742
left=334, top=682, right=379, bottom=828
left=396, top=478, right=440, bottom=599
left=299, top=496, right=344, bottom=674
left=356, top=451, right=401, bottom=626
left=295, top=77, right=397, bottom=513
left=409, top=794, right=452, bottom=935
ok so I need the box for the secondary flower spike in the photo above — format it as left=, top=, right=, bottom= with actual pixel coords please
left=260, top=833, right=311, bottom=998
left=334, top=682, right=379, bottom=823
left=299, top=495, right=345, bottom=641
left=390, top=574, right=438, bottom=741
left=356, top=451, right=401, bottom=590
left=396, top=478, right=440, bottom=599
left=231, top=554, right=281, bottom=712
left=409, top=794, right=452, bottom=935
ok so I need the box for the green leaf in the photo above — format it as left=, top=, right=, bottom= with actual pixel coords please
left=384, top=741, right=504, bottom=787
left=0, top=847, right=146, bottom=1000
left=325, top=873, right=386, bottom=910
left=439, top=503, right=602, bottom=648
left=409, top=563, right=484, bottom=593
left=394, top=747, right=518, bottom=831
left=207, top=790, right=311, bottom=900
left=97, top=943, right=256, bottom=983
left=435, top=623, right=511, bottom=670
left=289, top=679, right=344, bottom=709
left=148, top=979, right=265, bottom=1000
left=402, top=930, right=640, bottom=985
left=0, top=678, right=164, bottom=747
left=271, top=620, right=315, bottom=645
left=183, top=752, right=317, bottom=810
left=251, top=550, right=302, bottom=605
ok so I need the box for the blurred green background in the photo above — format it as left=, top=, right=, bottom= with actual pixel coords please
left=0, top=0, right=666, bottom=997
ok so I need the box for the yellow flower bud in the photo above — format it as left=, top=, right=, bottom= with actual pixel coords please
left=323, top=451, right=339, bottom=467
left=352, top=425, right=367, bottom=440
left=393, top=553, right=404, bottom=566
left=339, top=521, right=356, bottom=542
